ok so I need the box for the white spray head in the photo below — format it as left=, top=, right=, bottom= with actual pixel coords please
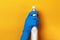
left=32, top=6, right=36, bottom=11
left=32, top=6, right=37, bottom=16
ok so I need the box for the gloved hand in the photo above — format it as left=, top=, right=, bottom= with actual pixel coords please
left=21, top=11, right=39, bottom=40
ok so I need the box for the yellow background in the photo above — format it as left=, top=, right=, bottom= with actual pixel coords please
left=0, top=0, right=60, bottom=40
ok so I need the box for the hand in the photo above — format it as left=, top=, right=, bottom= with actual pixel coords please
left=21, top=11, right=39, bottom=40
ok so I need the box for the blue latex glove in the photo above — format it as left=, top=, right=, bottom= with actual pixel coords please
left=21, top=11, right=39, bottom=40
